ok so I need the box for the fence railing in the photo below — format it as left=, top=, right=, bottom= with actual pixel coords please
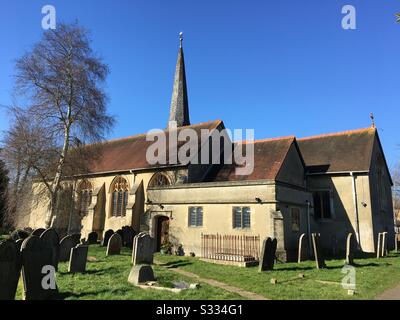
left=201, top=233, right=260, bottom=262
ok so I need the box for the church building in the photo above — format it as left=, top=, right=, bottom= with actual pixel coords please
left=26, top=35, right=395, bottom=261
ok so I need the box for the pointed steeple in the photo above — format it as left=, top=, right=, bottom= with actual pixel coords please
left=168, top=32, right=190, bottom=127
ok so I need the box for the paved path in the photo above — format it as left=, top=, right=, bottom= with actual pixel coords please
left=155, top=261, right=268, bottom=300
left=376, top=284, right=400, bottom=300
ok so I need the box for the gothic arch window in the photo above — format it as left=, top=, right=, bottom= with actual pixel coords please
left=78, top=180, right=93, bottom=217
left=110, top=176, right=129, bottom=217
left=148, top=172, right=171, bottom=189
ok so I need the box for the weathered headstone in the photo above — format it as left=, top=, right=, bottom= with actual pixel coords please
left=10, top=229, right=30, bottom=241
left=128, top=265, right=155, bottom=285
left=101, top=229, right=114, bottom=247
left=377, top=232, right=383, bottom=258
left=311, top=233, right=326, bottom=269
left=132, top=232, right=155, bottom=265
left=87, top=231, right=98, bottom=244
left=15, top=239, right=24, bottom=252
left=0, top=240, right=21, bottom=300
left=20, top=236, right=59, bottom=300
left=259, top=237, right=277, bottom=271
left=59, top=235, right=78, bottom=262
left=395, top=234, right=400, bottom=252
left=106, top=233, right=122, bottom=256
left=345, top=233, right=355, bottom=265
left=68, top=245, right=89, bottom=273
left=116, top=229, right=123, bottom=238
left=40, top=228, right=60, bottom=271
left=31, top=228, right=46, bottom=237
left=71, top=233, right=81, bottom=244
left=381, top=232, right=388, bottom=257
left=122, top=226, right=135, bottom=248
left=297, top=233, right=308, bottom=263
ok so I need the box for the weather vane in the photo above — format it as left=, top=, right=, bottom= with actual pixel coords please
left=179, top=32, right=183, bottom=48
left=370, top=112, right=375, bottom=128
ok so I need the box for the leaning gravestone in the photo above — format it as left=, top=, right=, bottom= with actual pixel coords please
left=106, top=233, right=122, bottom=256
left=132, top=232, right=155, bottom=265
left=70, top=233, right=81, bottom=244
left=311, top=233, right=326, bottom=269
left=68, top=245, right=89, bottom=273
left=101, top=229, right=114, bottom=247
left=297, top=233, right=308, bottom=263
left=31, top=228, right=46, bottom=237
left=20, top=236, right=59, bottom=300
left=259, top=237, right=277, bottom=271
left=345, top=233, right=355, bottom=265
left=59, top=235, right=78, bottom=262
left=0, top=240, right=21, bottom=300
left=40, top=228, right=60, bottom=271
left=122, top=226, right=135, bottom=248
left=88, top=232, right=98, bottom=244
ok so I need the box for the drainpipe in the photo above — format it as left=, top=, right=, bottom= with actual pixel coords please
left=350, top=172, right=361, bottom=249
left=306, top=200, right=312, bottom=257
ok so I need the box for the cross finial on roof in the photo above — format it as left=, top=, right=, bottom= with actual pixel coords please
left=370, top=112, right=376, bottom=128
left=179, top=32, right=183, bottom=48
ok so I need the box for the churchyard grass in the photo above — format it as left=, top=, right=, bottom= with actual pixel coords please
left=154, top=252, right=400, bottom=300
left=14, top=246, right=242, bottom=300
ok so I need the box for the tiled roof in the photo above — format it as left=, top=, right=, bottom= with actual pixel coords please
left=87, top=120, right=223, bottom=174
left=212, top=136, right=296, bottom=181
left=297, top=127, right=376, bottom=173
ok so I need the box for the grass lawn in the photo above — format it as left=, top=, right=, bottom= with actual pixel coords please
left=155, top=252, right=400, bottom=300
left=15, top=246, right=242, bottom=300
left=10, top=243, right=400, bottom=300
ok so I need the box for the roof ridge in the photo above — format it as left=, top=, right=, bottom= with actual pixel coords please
left=298, top=127, right=375, bottom=141
left=99, top=119, right=223, bottom=145
left=238, top=136, right=295, bottom=144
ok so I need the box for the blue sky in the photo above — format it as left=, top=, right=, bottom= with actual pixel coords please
left=0, top=0, right=399, bottom=169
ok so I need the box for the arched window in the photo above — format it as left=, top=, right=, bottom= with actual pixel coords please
left=148, top=172, right=171, bottom=189
left=111, top=176, right=129, bottom=217
left=78, top=180, right=93, bottom=217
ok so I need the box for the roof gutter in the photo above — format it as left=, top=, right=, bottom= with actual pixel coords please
left=306, top=170, right=369, bottom=176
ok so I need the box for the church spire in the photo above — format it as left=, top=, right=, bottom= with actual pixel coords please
left=168, top=32, right=190, bottom=127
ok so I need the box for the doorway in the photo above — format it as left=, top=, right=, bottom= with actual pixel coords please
left=155, top=216, right=170, bottom=251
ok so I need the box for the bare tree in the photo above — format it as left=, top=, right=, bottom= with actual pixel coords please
left=12, top=22, right=114, bottom=228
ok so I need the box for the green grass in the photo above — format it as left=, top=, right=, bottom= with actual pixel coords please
left=15, top=246, right=242, bottom=300
left=155, top=252, right=400, bottom=300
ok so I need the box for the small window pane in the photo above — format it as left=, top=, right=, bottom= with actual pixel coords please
left=112, top=191, right=118, bottom=216
left=242, top=207, right=251, bottom=228
left=196, top=207, right=203, bottom=226
left=233, top=207, right=242, bottom=229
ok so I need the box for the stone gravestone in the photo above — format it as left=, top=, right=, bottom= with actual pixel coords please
left=345, top=233, right=355, bottom=265
left=87, top=232, right=98, bottom=245
left=31, top=228, right=46, bottom=237
left=381, top=232, right=388, bottom=257
left=106, top=233, right=122, bottom=256
left=259, top=237, right=277, bottom=271
left=20, top=236, right=59, bottom=300
left=132, top=232, right=155, bottom=265
left=311, top=233, right=326, bottom=269
left=59, top=235, right=78, bottom=262
left=297, top=233, right=308, bottom=263
left=40, top=228, right=60, bottom=271
left=395, top=234, right=400, bottom=252
left=68, top=245, right=89, bottom=273
left=116, top=229, right=123, bottom=238
left=376, top=232, right=383, bottom=258
left=0, top=240, right=21, bottom=300
left=15, top=239, right=24, bottom=253
left=10, top=229, right=30, bottom=241
left=101, top=229, right=114, bottom=247
left=122, top=226, right=135, bottom=248
left=128, top=265, right=155, bottom=285
left=70, top=233, right=81, bottom=244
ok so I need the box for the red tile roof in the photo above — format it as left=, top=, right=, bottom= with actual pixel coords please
left=212, top=136, right=296, bottom=181
left=87, top=120, right=223, bottom=174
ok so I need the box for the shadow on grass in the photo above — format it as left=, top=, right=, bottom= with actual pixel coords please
left=158, top=259, right=194, bottom=269
left=58, top=266, right=120, bottom=276
left=58, top=289, right=112, bottom=300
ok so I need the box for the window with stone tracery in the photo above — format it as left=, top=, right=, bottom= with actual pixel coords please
left=148, top=172, right=171, bottom=188
left=78, top=180, right=93, bottom=217
left=111, top=176, right=129, bottom=217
